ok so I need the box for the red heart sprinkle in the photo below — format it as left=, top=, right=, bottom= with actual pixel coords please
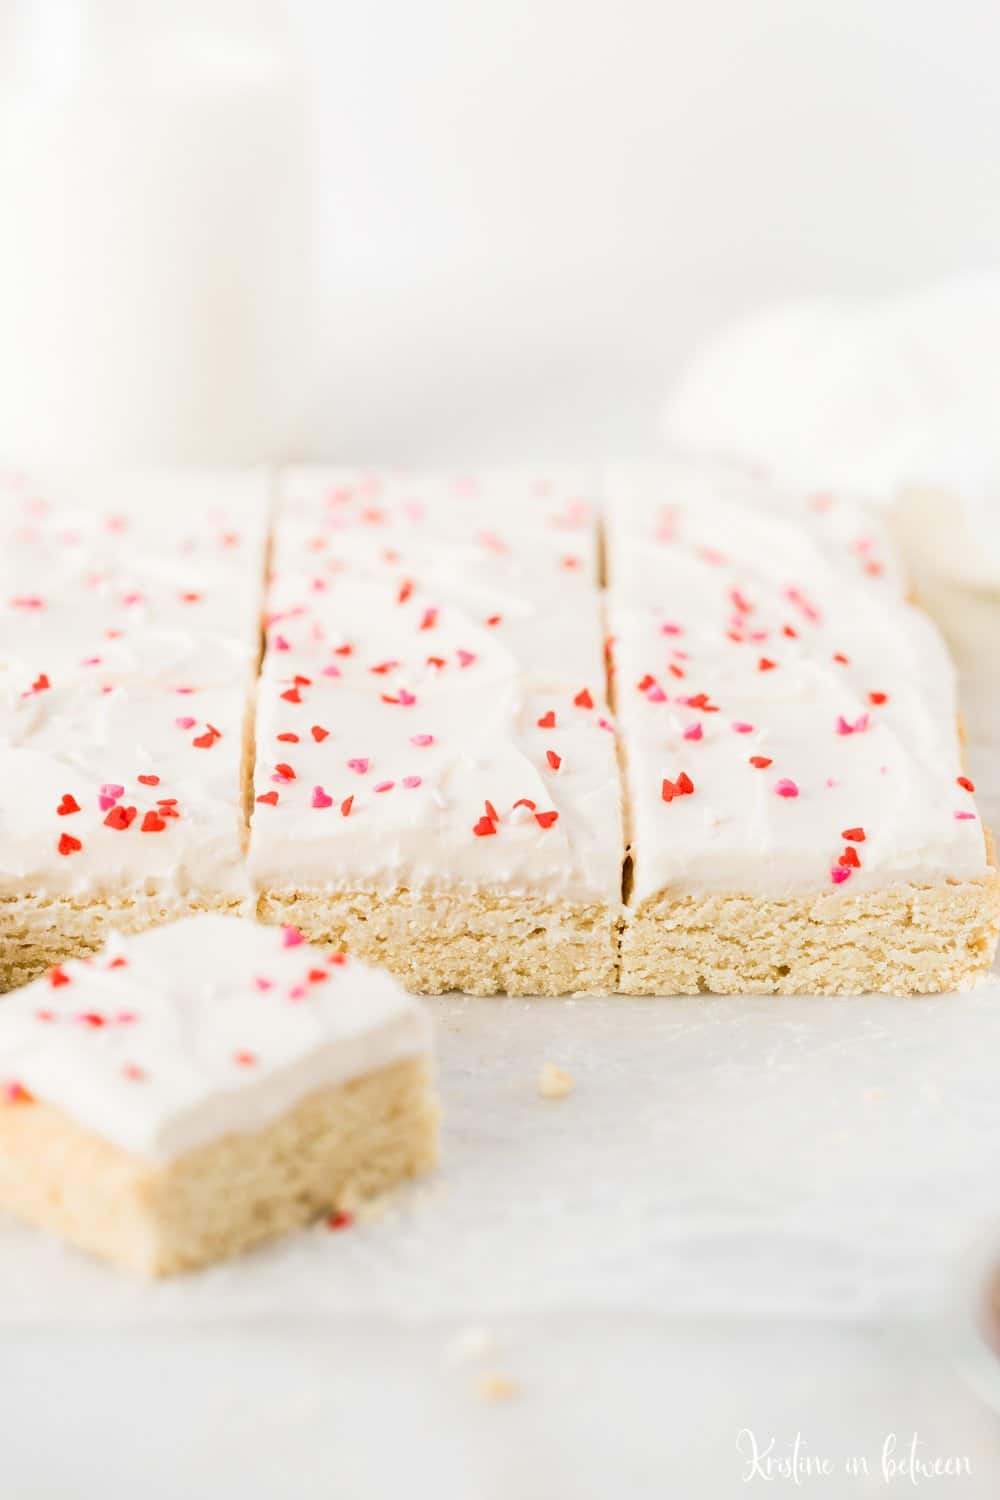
left=257, top=791, right=279, bottom=806
left=137, top=774, right=160, bottom=786
left=957, top=776, right=975, bottom=792
left=57, top=794, right=80, bottom=816
left=574, top=688, right=594, bottom=709
left=57, top=833, right=82, bottom=855
left=535, top=810, right=559, bottom=829
left=311, top=725, right=330, bottom=741
left=758, top=657, right=777, bottom=672
left=749, top=756, right=773, bottom=769
left=140, top=811, right=166, bottom=832
left=104, top=805, right=136, bottom=831
left=537, top=711, right=556, bottom=728
left=340, top=795, right=354, bottom=817
left=546, top=750, right=562, bottom=771
left=473, top=816, right=497, bottom=837
left=868, top=691, right=887, bottom=705
left=842, top=827, right=866, bottom=842
left=48, top=966, right=71, bottom=988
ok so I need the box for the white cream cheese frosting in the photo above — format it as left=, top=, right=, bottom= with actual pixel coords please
left=0, top=915, right=430, bottom=1162
left=248, top=468, right=624, bottom=905
left=606, top=460, right=989, bottom=902
left=0, top=468, right=269, bottom=901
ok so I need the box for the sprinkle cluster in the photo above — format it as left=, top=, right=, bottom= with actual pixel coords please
left=250, top=469, right=621, bottom=889
left=610, top=475, right=984, bottom=896
left=0, top=474, right=267, bottom=884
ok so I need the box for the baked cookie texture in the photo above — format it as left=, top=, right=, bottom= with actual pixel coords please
left=0, top=468, right=269, bottom=990
left=607, top=459, right=1000, bottom=995
left=247, top=468, right=625, bottom=994
left=0, top=916, right=437, bottom=1275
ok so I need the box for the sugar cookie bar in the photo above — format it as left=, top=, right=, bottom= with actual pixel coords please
left=0, top=470, right=269, bottom=989
left=607, top=460, right=1000, bottom=995
left=0, top=915, right=437, bottom=1275
left=248, top=468, right=624, bottom=994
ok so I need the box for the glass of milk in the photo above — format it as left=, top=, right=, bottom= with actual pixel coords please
left=0, top=0, right=309, bottom=465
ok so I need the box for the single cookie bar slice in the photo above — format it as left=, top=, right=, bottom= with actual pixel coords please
left=607, top=461, right=1000, bottom=995
left=0, top=915, right=437, bottom=1275
left=249, top=468, right=624, bottom=995
left=0, top=470, right=270, bottom=989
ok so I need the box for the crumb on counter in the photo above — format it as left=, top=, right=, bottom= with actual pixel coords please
left=538, top=1061, right=574, bottom=1099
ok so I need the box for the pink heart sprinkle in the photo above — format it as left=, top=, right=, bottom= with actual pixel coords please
left=830, top=866, right=852, bottom=884
left=101, top=783, right=124, bottom=798
left=281, top=926, right=304, bottom=948
left=374, top=780, right=395, bottom=793
left=175, top=716, right=196, bottom=730
left=397, top=688, right=416, bottom=706
left=646, top=685, right=667, bottom=703
left=774, top=779, right=800, bottom=798
left=457, top=650, right=476, bottom=668
left=321, top=664, right=341, bottom=678
left=660, top=622, right=682, bottom=635
left=402, top=775, right=422, bottom=789
left=955, top=810, right=976, bottom=820
left=254, top=976, right=273, bottom=991
left=597, top=716, right=615, bottom=733
left=835, top=716, right=854, bottom=736
left=288, top=984, right=307, bottom=1001
left=683, top=723, right=703, bottom=741
left=311, top=786, right=333, bottom=809
left=411, top=733, right=434, bottom=747
left=731, top=722, right=754, bottom=734
left=347, top=758, right=369, bottom=774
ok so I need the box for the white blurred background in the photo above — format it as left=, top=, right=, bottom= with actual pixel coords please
left=297, top=0, right=1000, bottom=461
left=4, top=0, right=1000, bottom=469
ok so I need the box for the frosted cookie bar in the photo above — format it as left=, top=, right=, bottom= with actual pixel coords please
left=248, top=468, right=624, bottom=994
left=0, top=916, right=437, bottom=1275
left=607, top=460, right=1000, bottom=995
left=0, top=470, right=269, bottom=989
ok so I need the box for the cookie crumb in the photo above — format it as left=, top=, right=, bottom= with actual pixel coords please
left=538, top=1061, right=574, bottom=1099
left=477, top=1372, right=518, bottom=1403
left=446, top=1324, right=497, bottom=1365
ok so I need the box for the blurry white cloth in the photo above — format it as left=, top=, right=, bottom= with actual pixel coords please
left=662, top=273, right=1000, bottom=581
